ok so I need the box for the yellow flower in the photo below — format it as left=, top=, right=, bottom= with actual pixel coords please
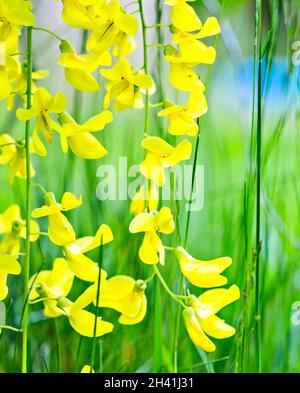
left=183, top=285, right=240, bottom=352
left=29, top=258, right=74, bottom=317
left=58, top=110, right=113, bottom=159
left=58, top=40, right=111, bottom=92
left=63, top=223, right=113, bottom=282
left=0, top=0, right=34, bottom=42
left=73, top=275, right=147, bottom=325
left=157, top=92, right=207, bottom=136
left=140, top=137, right=192, bottom=186
left=57, top=296, right=114, bottom=337
left=175, top=247, right=233, bottom=288
left=16, top=87, right=67, bottom=157
left=130, top=184, right=159, bottom=216
left=0, top=204, right=39, bottom=255
left=81, top=365, right=95, bottom=373
left=86, top=0, right=138, bottom=55
left=32, top=191, right=82, bottom=246
left=0, top=254, right=21, bottom=301
left=0, top=134, right=35, bottom=183
left=165, top=0, right=201, bottom=32
left=100, top=59, right=153, bottom=111
left=129, top=207, right=175, bottom=265
left=165, top=18, right=221, bottom=66
left=169, top=63, right=205, bottom=92
left=59, top=0, right=96, bottom=30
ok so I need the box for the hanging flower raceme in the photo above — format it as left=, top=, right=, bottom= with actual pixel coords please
left=0, top=134, right=35, bottom=183
left=32, top=191, right=82, bottom=246
left=16, top=87, right=67, bottom=157
left=175, top=247, right=233, bottom=288
left=157, top=92, right=207, bottom=136
left=130, top=184, right=159, bottom=216
left=100, top=59, right=154, bottom=111
left=183, top=285, right=240, bottom=352
left=0, top=204, right=39, bottom=255
left=29, top=258, right=74, bottom=317
left=140, top=136, right=192, bottom=186
left=58, top=110, right=113, bottom=159
left=0, top=0, right=35, bottom=43
left=73, top=275, right=147, bottom=325
left=58, top=40, right=111, bottom=92
left=86, top=0, right=139, bottom=55
left=129, top=207, right=175, bottom=265
left=165, top=0, right=202, bottom=32
left=0, top=254, right=21, bottom=301
left=63, top=223, right=113, bottom=282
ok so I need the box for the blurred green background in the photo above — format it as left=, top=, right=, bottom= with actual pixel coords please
left=0, top=0, right=299, bottom=373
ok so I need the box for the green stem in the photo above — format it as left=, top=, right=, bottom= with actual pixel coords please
left=153, top=265, right=186, bottom=308
left=138, top=0, right=149, bottom=134
left=55, top=319, right=62, bottom=373
left=91, top=236, right=103, bottom=372
left=31, top=182, right=47, bottom=194
left=255, top=0, right=263, bottom=373
left=0, top=325, right=22, bottom=333
left=147, top=23, right=170, bottom=29
left=32, top=27, right=64, bottom=42
left=22, top=25, right=33, bottom=374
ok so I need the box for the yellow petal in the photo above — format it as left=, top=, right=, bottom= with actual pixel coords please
left=0, top=134, right=16, bottom=164
left=118, top=294, right=147, bottom=325
left=169, top=63, right=205, bottom=92
left=0, top=204, right=21, bottom=234
left=197, top=17, right=221, bottom=39
left=0, top=273, right=8, bottom=301
left=0, top=254, right=21, bottom=274
left=68, top=308, right=113, bottom=337
left=69, top=133, right=108, bottom=159
left=82, top=110, right=113, bottom=131
left=129, top=212, right=154, bottom=233
left=48, top=212, right=76, bottom=246
left=81, top=365, right=95, bottom=373
left=170, top=2, right=202, bottom=32
left=154, top=207, right=175, bottom=234
left=61, top=192, right=82, bottom=211
left=183, top=307, right=216, bottom=352
left=198, top=285, right=240, bottom=315
left=139, top=232, right=164, bottom=265
left=200, top=314, right=236, bottom=339
left=65, top=68, right=100, bottom=92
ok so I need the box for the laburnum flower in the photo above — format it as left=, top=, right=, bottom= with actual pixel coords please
left=29, top=258, right=74, bottom=317
left=0, top=0, right=34, bottom=42
left=166, top=18, right=221, bottom=66
left=183, top=285, right=240, bottom=352
left=58, top=40, right=111, bottom=92
left=140, top=137, right=192, bottom=186
left=63, top=223, right=113, bottom=282
left=81, top=365, right=95, bottom=373
left=0, top=204, right=39, bottom=255
left=175, top=247, right=233, bottom=288
left=100, top=59, right=153, bottom=111
left=129, top=207, right=175, bottom=265
left=32, top=191, right=82, bottom=246
left=86, top=1, right=138, bottom=55
left=0, top=254, right=21, bottom=301
left=16, top=87, right=67, bottom=157
left=73, top=275, right=147, bottom=325
left=165, top=0, right=201, bottom=32
left=56, top=296, right=114, bottom=337
left=58, top=110, right=113, bottom=159
left=157, top=92, right=207, bottom=136
left=130, top=184, right=159, bottom=216
left=169, top=63, right=205, bottom=92
left=0, top=134, right=35, bottom=183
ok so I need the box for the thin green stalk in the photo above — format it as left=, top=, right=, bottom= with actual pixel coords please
left=32, top=27, right=64, bottom=42
left=22, top=25, right=33, bottom=374
left=138, top=0, right=149, bottom=133
left=91, top=236, right=103, bottom=372
left=254, top=0, right=263, bottom=373
left=55, top=319, right=62, bottom=373
left=153, top=265, right=186, bottom=308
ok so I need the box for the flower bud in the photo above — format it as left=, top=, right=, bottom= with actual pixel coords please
left=163, top=44, right=178, bottom=57
left=59, top=40, right=75, bottom=54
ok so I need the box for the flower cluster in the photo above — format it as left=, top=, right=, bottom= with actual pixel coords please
left=128, top=0, right=240, bottom=353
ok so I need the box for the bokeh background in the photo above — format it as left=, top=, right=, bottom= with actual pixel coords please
left=0, top=0, right=300, bottom=372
